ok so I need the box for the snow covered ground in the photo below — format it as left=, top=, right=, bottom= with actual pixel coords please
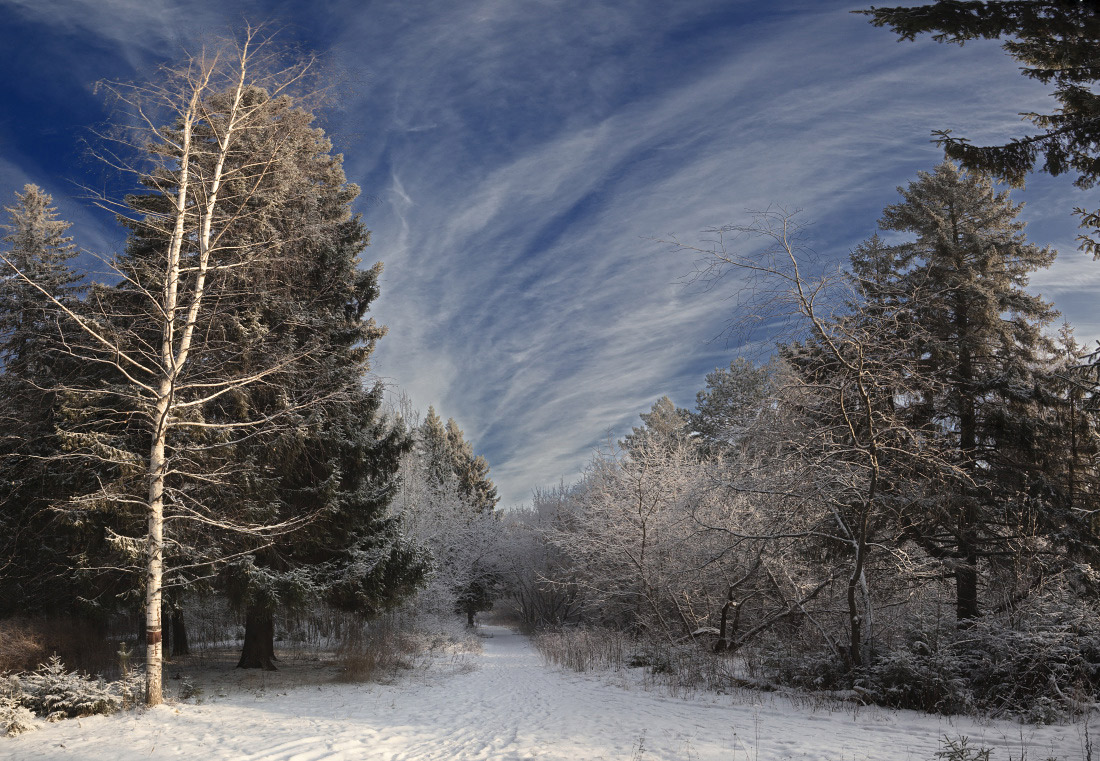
left=4, top=626, right=1090, bottom=761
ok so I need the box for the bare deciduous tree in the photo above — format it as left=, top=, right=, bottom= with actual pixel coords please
left=0, top=29, right=347, bottom=705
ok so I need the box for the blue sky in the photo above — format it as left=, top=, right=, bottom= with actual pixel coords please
left=1, top=0, right=1095, bottom=507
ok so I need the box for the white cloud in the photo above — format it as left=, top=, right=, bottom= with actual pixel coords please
left=3, top=0, right=1090, bottom=506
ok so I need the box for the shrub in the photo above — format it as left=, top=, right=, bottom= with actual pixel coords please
left=934, top=736, right=992, bottom=761
left=3, top=655, right=144, bottom=724
left=0, top=678, right=41, bottom=736
left=18, top=656, right=122, bottom=719
left=0, top=620, right=47, bottom=674
left=336, top=619, right=420, bottom=683
left=861, top=645, right=971, bottom=715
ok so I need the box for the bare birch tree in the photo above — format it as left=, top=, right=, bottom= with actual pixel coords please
left=0, top=29, right=343, bottom=705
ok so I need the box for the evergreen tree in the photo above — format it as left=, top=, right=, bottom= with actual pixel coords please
left=622, top=396, right=689, bottom=453
left=420, top=407, right=453, bottom=488
left=0, top=185, right=89, bottom=616
left=445, top=418, right=498, bottom=512
left=119, top=86, right=429, bottom=670
left=688, top=359, right=773, bottom=454
left=408, top=408, right=501, bottom=623
left=15, top=33, right=425, bottom=697
left=875, top=161, right=1065, bottom=620
left=858, top=1, right=1100, bottom=254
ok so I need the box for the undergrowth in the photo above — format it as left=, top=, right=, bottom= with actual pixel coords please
left=1, top=656, right=144, bottom=736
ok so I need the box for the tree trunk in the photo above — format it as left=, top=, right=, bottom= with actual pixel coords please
left=237, top=606, right=278, bottom=670
left=466, top=607, right=475, bottom=627
left=144, top=406, right=168, bottom=706
left=955, top=518, right=980, bottom=622
left=171, top=605, right=190, bottom=657
left=714, top=586, right=737, bottom=653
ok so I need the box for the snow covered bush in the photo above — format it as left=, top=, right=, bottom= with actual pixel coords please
left=0, top=695, right=41, bottom=736
left=8, top=655, right=141, bottom=721
left=1, top=676, right=41, bottom=736
left=860, top=640, right=971, bottom=715
left=959, top=611, right=1100, bottom=721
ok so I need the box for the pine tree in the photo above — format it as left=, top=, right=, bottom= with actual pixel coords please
left=0, top=185, right=90, bottom=616
left=405, top=408, right=501, bottom=623
left=858, top=1, right=1100, bottom=254
left=877, top=161, right=1063, bottom=620
left=622, top=396, right=689, bottom=453
left=688, top=359, right=774, bottom=454
left=444, top=418, right=498, bottom=512
left=113, top=85, right=429, bottom=670
left=4, top=31, right=424, bottom=700
left=420, top=407, right=453, bottom=488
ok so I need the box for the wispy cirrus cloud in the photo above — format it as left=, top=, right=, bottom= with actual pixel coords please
left=0, top=0, right=1090, bottom=506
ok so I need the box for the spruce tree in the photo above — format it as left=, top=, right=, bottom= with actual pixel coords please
left=858, top=1, right=1100, bottom=254
left=0, top=185, right=91, bottom=616
left=411, top=408, right=501, bottom=623
left=444, top=418, right=499, bottom=512
left=876, top=161, right=1063, bottom=620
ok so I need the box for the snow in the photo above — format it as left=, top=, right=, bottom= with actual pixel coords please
left=4, top=626, right=1088, bottom=761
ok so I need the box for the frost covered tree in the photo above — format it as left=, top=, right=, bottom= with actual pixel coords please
left=876, top=161, right=1067, bottom=621
left=687, top=358, right=774, bottom=454
left=0, top=29, right=422, bottom=704
left=393, top=406, right=502, bottom=624
left=0, top=185, right=88, bottom=616
left=497, top=487, right=584, bottom=630
left=667, top=208, right=967, bottom=664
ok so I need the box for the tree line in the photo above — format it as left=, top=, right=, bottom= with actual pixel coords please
left=494, top=160, right=1100, bottom=716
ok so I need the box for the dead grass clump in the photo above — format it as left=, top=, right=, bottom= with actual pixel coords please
left=533, top=628, right=628, bottom=673
left=335, top=618, right=421, bottom=683
left=0, top=619, right=47, bottom=673
left=0, top=617, right=122, bottom=676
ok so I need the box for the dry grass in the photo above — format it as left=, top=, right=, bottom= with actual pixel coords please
left=0, top=619, right=47, bottom=673
left=0, top=617, right=128, bottom=677
left=335, top=618, right=422, bottom=683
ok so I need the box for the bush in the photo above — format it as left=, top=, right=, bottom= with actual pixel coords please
left=860, top=644, right=971, bottom=715
left=533, top=628, right=627, bottom=673
left=0, top=616, right=132, bottom=677
left=336, top=619, right=420, bottom=683
left=0, top=686, right=41, bottom=736
left=0, top=620, right=47, bottom=674
left=847, top=601, right=1100, bottom=720
left=764, top=646, right=852, bottom=693
left=2, top=655, right=144, bottom=726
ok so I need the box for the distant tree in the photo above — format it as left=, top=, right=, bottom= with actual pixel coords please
left=622, top=396, right=689, bottom=453
left=445, top=418, right=499, bottom=512
left=687, top=359, right=774, bottom=454
left=497, top=487, right=584, bottom=630
left=393, top=406, right=502, bottom=625
left=857, top=1, right=1100, bottom=254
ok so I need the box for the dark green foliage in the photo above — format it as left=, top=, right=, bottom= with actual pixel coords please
left=868, top=161, right=1070, bottom=620
left=168, top=93, right=430, bottom=660
left=420, top=408, right=498, bottom=512
left=454, top=572, right=498, bottom=627
left=0, top=186, right=106, bottom=617
left=858, top=1, right=1100, bottom=254
left=687, top=359, right=774, bottom=454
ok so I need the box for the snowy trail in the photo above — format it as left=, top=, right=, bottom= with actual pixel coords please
left=5, top=626, right=1088, bottom=761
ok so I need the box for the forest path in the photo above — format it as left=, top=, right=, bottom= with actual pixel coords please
left=6, top=626, right=1085, bottom=761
